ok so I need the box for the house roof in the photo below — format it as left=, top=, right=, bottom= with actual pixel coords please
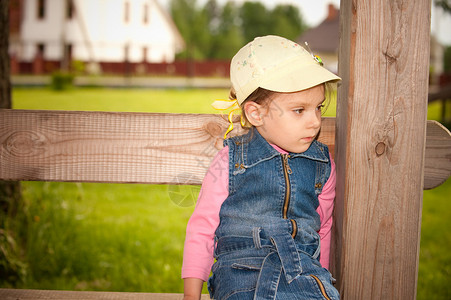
left=297, top=4, right=339, bottom=53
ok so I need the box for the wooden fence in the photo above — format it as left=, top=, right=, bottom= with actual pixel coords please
left=0, top=109, right=450, bottom=300
left=0, top=110, right=449, bottom=189
left=2, top=0, right=451, bottom=299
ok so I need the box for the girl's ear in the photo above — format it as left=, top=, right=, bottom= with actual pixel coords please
left=243, top=101, right=266, bottom=127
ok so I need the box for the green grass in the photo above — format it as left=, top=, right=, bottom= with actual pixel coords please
left=9, top=182, right=198, bottom=292
left=2, top=86, right=450, bottom=298
left=418, top=177, right=451, bottom=300
left=11, top=86, right=337, bottom=116
left=12, top=87, right=225, bottom=114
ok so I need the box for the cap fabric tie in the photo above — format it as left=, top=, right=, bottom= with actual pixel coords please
left=212, top=99, right=246, bottom=139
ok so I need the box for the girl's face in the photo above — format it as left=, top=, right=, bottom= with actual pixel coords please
left=252, top=84, right=325, bottom=153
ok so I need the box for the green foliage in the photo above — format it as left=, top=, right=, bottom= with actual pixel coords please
left=170, top=0, right=308, bottom=60
left=418, top=177, right=451, bottom=299
left=240, top=2, right=270, bottom=42
left=50, top=71, right=74, bottom=91
left=207, top=1, right=244, bottom=60
left=0, top=181, right=26, bottom=286
left=269, top=5, right=308, bottom=41
left=71, top=60, right=85, bottom=75
left=170, top=0, right=211, bottom=61
left=2, top=181, right=196, bottom=292
left=0, top=228, right=28, bottom=287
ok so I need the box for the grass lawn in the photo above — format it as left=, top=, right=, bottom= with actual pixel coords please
left=2, top=86, right=450, bottom=298
left=13, top=181, right=197, bottom=293
left=11, top=86, right=338, bottom=117
left=418, top=177, right=451, bottom=300
left=12, top=87, right=224, bottom=114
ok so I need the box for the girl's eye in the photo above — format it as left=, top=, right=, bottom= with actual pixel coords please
left=317, top=104, right=325, bottom=111
left=293, top=108, right=304, bottom=114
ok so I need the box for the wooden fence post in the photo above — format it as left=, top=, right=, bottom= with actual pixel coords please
left=332, top=0, right=431, bottom=299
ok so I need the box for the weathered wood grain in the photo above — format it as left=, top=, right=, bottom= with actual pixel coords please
left=0, top=109, right=239, bottom=185
left=1, top=109, right=449, bottom=189
left=0, top=288, right=210, bottom=300
left=0, top=109, right=333, bottom=184
left=332, top=0, right=432, bottom=299
left=424, top=121, right=451, bottom=189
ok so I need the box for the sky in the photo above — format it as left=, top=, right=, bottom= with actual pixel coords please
left=186, top=0, right=451, bottom=46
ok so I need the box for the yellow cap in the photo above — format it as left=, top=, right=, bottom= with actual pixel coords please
left=230, top=35, right=341, bottom=104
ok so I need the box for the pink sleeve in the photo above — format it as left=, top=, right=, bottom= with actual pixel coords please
left=181, top=146, right=229, bottom=281
left=316, top=154, right=336, bottom=270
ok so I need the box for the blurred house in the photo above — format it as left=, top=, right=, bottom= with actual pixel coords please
left=9, top=0, right=185, bottom=75
left=297, top=3, right=339, bottom=74
left=298, top=2, right=446, bottom=86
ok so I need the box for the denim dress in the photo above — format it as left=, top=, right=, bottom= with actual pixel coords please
left=207, top=128, right=340, bottom=300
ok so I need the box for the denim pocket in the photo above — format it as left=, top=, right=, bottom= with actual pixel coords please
left=231, top=257, right=264, bottom=271
left=210, top=256, right=264, bottom=300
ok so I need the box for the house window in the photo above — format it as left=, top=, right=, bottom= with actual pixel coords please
left=66, top=0, right=75, bottom=19
left=37, top=43, right=45, bottom=57
left=65, top=44, right=73, bottom=61
left=142, top=47, right=148, bottom=61
left=124, top=45, right=130, bottom=61
left=143, top=3, right=148, bottom=24
left=124, top=1, right=129, bottom=23
left=37, top=0, right=45, bottom=19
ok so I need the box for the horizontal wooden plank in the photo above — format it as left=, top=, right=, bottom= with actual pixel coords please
left=0, top=289, right=210, bottom=300
left=1, top=109, right=449, bottom=189
left=424, top=120, right=451, bottom=189
left=0, top=109, right=241, bottom=185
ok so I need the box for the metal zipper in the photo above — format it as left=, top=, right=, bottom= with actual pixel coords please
left=282, top=157, right=330, bottom=300
left=310, top=274, right=332, bottom=300
left=281, top=154, right=297, bottom=238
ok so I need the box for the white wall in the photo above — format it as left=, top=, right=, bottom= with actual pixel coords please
left=19, top=0, right=182, bottom=63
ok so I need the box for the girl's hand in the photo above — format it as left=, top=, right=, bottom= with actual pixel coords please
left=183, top=277, right=204, bottom=300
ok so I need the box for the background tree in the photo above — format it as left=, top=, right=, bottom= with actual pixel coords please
left=170, top=0, right=210, bottom=61
left=171, top=0, right=308, bottom=61
left=269, top=4, right=307, bottom=41
left=0, top=0, right=11, bottom=109
left=0, top=0, right=21, bottom=212
left=1, top=0, right=24, bottom=284
left=240, top=2, right=270, bottom=42
left=209, top=1, right=244, bottom=59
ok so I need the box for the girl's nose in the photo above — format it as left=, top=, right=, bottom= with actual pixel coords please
left=308, top=111, right=321, bottom=129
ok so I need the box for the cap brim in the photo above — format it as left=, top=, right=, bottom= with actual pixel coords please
left=260, top=62, right=341, bottom=93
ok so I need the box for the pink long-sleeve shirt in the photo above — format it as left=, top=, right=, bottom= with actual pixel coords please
left=182, top=145, right=336, bottom=282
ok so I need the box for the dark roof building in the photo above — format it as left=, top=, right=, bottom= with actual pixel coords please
left=297, top=3, right=340, bottom=73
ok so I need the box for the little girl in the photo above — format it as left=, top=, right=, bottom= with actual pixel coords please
left=182, top=35, right=341, bottom=300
